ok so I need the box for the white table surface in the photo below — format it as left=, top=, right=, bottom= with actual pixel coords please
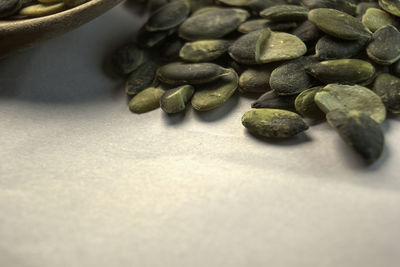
left=1, top=3, right=400, bottom=267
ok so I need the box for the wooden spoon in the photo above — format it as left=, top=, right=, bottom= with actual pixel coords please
left=0, top=0, right=124, bottom=58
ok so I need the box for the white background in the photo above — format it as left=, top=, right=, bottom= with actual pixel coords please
left=1, top=3, right=400, bottom=267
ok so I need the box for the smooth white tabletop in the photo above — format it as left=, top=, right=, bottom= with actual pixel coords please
left=1, top=3, right=400, bottom=267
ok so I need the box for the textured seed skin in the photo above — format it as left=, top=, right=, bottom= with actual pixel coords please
left=302, top=0, right=356, bottom=15
left=242, top=108, right=309, bottom=138
left=260, top=4, right=309, bottom=22
left=125, top=61, right=158, bottom=96
left=362, top=8, right=393, bottom=32
left=160, top=85, right=194, bottom=114
left=218, top=0, right=249, bottom=7
left=379, top=0, right=400, bottom=17
left=292, top=20, right=322, bottom=43
left=373, top=73, right=400, bottom=114
left=129, top=87, right=165, bottom=113
left=327, top=110, right=384, bottom=165
left=315, top=35, right=367, bottom=60
left=251, top=90, right=297, bottom=110
left=180, top=40, right=231, bottom=62
left=0, top=0, right=21, bottom=18
left=191, top=68, right=238, bottom=111
left=178, top=8, right=250, bottom=40
left=157, top=62, right=229, bottom=85
left=238, top=19, right=296, bottom=34
left=367, top=25, right=400, bottom=65
left=315, top=83, right=386, bottom=124
left=305, top=59, right=375, bottom=84
left=294, top=86, right=325, bottom=120
left=308, top=8, right=372, bottom=40
left=146, top=1, right=190, bottom=32
left=112, top=43, right=145, bottom=75
left=239, top=67, right=272, bottom=93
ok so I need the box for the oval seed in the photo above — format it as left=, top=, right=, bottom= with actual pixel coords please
left=129, top=87, right=165, bottom=113
left=239, top=67, right=271, bottom=93
left=146, top=1, right=190, bottom=32
left=362, top=8, right=393, bottom=32
left=260, top=4, right=309, bottom=22
left=302, top=0, right=356, bottom=15
left=157, top=62, right=229, bottom=85
left=294, top=86, right=325, bottom=120
left=19, top=2, right=65, bottom=17
left=357, top=2, right=380, bottom=17
left=315, top=35, right=368, bottom=60
left=258, top=31, right=306, bottom=63
left=191, top=68, right=238, bottom=111
left=112, top=43, right=145, bottom=75
left=379, top=0, right=400, bottom=17
left=251, top=90, right=297, bottom=110
left=292, top=20, right=322, bottom=43
left=228, top=28, right=271, bottom=64
left=315, top=83, right=386, bottom=123
left=305, top=59, right=375, bottom=84
left=160, top=85, right=195, bottom=114
left=308, top=8, right=372, bottom=40
left=178, top=8, right=250, bottom=40
left=366, top=25, right=400, bottom=65
left=238, top=19, right=270, bottom=33
left=0, top=0, right=22, bottom=18
left=218, top=0, right=249, bottom=7
left=125, top=61, right=158, bottom=96
left=373, top=73, right=400, bottom=114
left=269, top=57, right=315, bottom=96
left=326, top=110, right=384, bottom=165
left=248, top=0, right=286, bottom=12
left=179, top=40, right=231, bottom=62
left=241, top=108, right=309, bottom=138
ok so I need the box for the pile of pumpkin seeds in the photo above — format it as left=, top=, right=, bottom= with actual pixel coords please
left=0, top=0, right=90, bottom=19
left=111, top=0, right=400, bottom=165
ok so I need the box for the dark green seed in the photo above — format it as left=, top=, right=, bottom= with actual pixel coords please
left=302, top=0, right=356, bottom=15
left=146, top=1, right=190, bottom=32
left=366, top=25, right=400, bottom=65
left=294, top=86, right=325, bottom=120
left=357, top=3, right=380, bottom=17
left=292, top=20, right=322, bottom=43
left=308, top=8, right=371, bottom=40
left=251, top=90, right=297, bottom=110
left=239, top=67, right=272, bottom=93
left=326, top=110, right=384, bottom=165
left=260, top=4, right=309, bottom=22
left=112, top=43, right=145, bottom=75
left=242, top=108, right=309, bottom=138
left=125, top=61, right=158, bottom=96
left=248, top=0, right=286, bottom=12
left=379, top=0, right=400, bottom=17
left=179, top=40, right=232, bottom=62
left=160, top=85, right=195, bottom=114
left=305, top=59, right=375, bottom=84
left=315, top=35, right=368, bottom=60
left=0, top=0, right=22, bottom=18
left=157, top=62, right=230, bottom=85
left=373, top=73, right=400, bottom=114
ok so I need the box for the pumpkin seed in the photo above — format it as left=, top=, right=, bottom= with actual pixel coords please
left=362, top=8, right=393, bottom=32
left=308, top=8, right=372, bottom=40
left=379, top=0, right=400, bottom=17
left=19, top=2, right=65, bottom=17
left=125, top=61, right=159, bottom=96
left=157, top=62, right=230, bottom=85
left=160, top=85, right=195, bottom=113
left=294, top=86, right=325, bottom=120
left=301, top=0, right=356, bottom=15
left=315, top=35, right=368, bottom=60
left=315, top=83, right=386, bottom=123
left=217, top=0, right=249, bottom=7
left=357, top=2, right=380, bottom=17
left=242, top=108, right=309, bottom=138
left=251, top=90, right=297, bottom=110
left=366, top=25, right=400, bottom=65
left=239, top=67, right=272, bottom=93
left=248, top=0, right=286, bottom=12
left=292, top=20, right=322, bottom=43
left=305, top=59, right=375, bottom=84
left=179, top=8, right=250, bottom=40
left=146, top=1, right=190, bottom=32
left=129, top=87, right=165, bottom=113
left=179, top=40, right=232, bottom=62
left=260, top=4, right=309, bottom=22
left=191, top=68, right=238, bottom=111
left=112, top=43, right=145, bottom=75
left=0, top=0, right=22, bottom=18
left=326, top=110, right=384, bottom=165
left=373, top=73, right=400, bottom=114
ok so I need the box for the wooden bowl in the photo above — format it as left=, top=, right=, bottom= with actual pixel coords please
left=0, top=0, right=124, bottom=58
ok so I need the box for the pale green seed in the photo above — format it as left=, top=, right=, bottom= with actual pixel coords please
left=160, top=85, right=195, bottom=114
left=379, top=0, right=400, bottom=17
left=260, top=4, right=309, bottom=22
left=362, top=8, right=393, bottom=32
left=179, top=40, right=231, bottom=62
left=129, top=87, right=165, bottom=113
left=19, top=2, right=66, bottom=17
left=294, top=86, right=325, bottom=120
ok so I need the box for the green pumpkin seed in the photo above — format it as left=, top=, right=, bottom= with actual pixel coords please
left=379, top=0, right=400, bottom=17
left=357, top=2, right=380, bottom=17
left=258, top=31, right=307, bottom=63
left=238, top=19, right=298, bottom=33
left=228, top=28, right=271, bottom=64
left=19, top=2, right=65, bottom=17
left=302, top=0, right=356, bottom=15
left=241, top=108, right=309, bottom=138
left=292, top=20, right=322, bottom=43
left=191, top=6, right=221, bottom=16
left=248, top=0, right=286, bottom=12
left=129, top=87, right=165, bottom=113
left=315, top=83, right=386, bottom=123
left=326, top=110, right=384, bottom=165
left=112, top=43, right=145, bottom=75
left=136, top=26, right=171, bottom=48
left=251, top=90, right=297, bottom=110
left=305, top=59, right=375, bottom=84
left=178, top=8, right=250, bottom=40
left=157, top=62, right=230, bottom=85
left=191, top=68, right=238, bottom=111
left=373, top=73, right=400, bottom=114
left=294, top=86, right=325, bottom=120
left=308, top=8, right=372, bottom=40
left=366, top=25, right=400, bottom=65
left=315, top=35, right=368, bottom=60
left=217, top=0, right=249, bottom=7
left=260, top=4, right=309, bottom=22
left=125, top=61, right=158, bottom=96
left=0, top=0, right=22, bottom=18
left=179, top=40, right=232, bottom=62
left=239, top=67, right=272, bottom=93
left=362, top=8, right=393, bottom=32
left=160, top=85, right=195, bottom=113
left=269, top=57, right=315, bottom=96
left=146, top=1, right=190, bottom=32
